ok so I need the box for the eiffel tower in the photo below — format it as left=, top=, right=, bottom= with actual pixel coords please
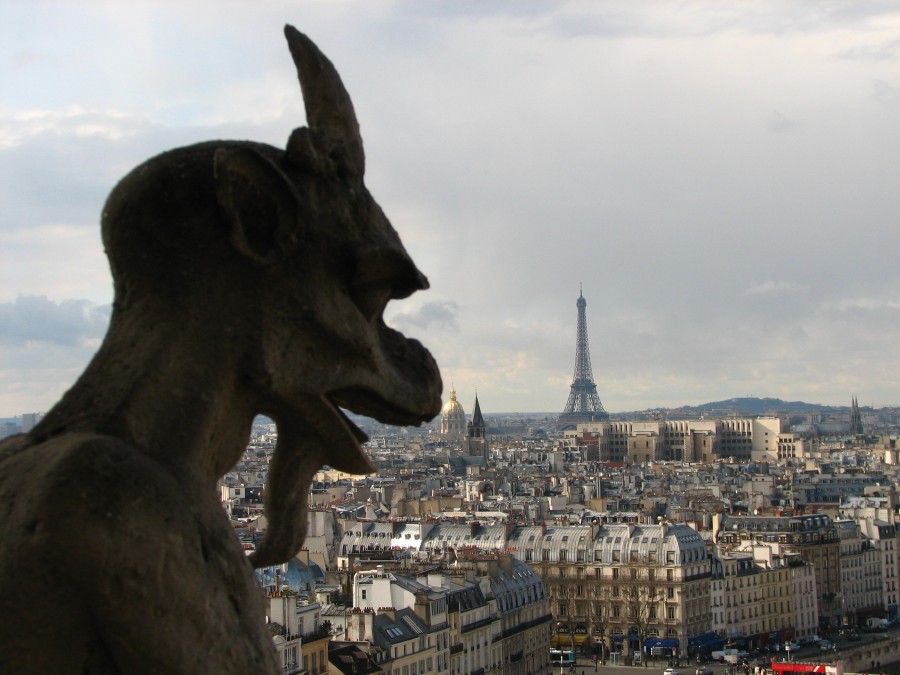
left=559, top=288, right=609, bottom=424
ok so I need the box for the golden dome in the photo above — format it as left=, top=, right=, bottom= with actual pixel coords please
left=440, top=383, right=466, bottom=436
left=441, top=384, right=464, bottom=415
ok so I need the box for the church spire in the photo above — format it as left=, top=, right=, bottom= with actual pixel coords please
left=466, top=392, right=488, bottom=459
left=471, top=393, right=485, bottom=429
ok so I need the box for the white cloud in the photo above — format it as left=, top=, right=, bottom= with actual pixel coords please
left=0, top=295, right=110, bottom=347
left=825, top=297, right=900, bottom=312
left=0, top=106, right=151, bottom=149
left=744, top=281, right=809, bottom=296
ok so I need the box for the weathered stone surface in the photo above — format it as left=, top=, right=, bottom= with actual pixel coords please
left=0, top=26, right=441, bottom=673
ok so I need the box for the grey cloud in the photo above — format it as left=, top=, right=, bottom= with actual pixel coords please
left=4, top=3, right=900, bottom=413
left=0, top=296, right=110, bottom=347
left=768, top=111, right=797, bottom=133
left=837, top=36, right=900, bottom=61
left=389, top=301, right=460, bottom=332
left=873, top=79, right=900, bottom=104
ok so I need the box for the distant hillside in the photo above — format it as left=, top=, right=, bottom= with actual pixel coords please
left=659, top=397, right=845, bottom=416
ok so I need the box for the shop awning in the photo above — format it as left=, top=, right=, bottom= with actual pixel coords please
left=689, top=632, right=724, bottom=650
left=644, top=638, right=679, bottom=650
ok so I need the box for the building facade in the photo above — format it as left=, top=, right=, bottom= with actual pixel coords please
left=565, top=418, right=806, bottom=463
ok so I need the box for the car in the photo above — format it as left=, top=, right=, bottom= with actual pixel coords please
left=847, top=632, right=860, bottom=642
left=664, top=669, right=681, bottom=675
left=819, top=640, right=834, bottom=652
left=696, top=667, right=713, bottom=675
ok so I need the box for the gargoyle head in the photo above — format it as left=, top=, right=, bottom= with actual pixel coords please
left=101, top=26, right=442, bottom=566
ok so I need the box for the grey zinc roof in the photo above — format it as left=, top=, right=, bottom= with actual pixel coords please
left=507, top=523, right=707, bottom=565
left=341, top=521, right=396, bottom=552
left=489, top=558, right=547, bottom=612
left=390, top=523, right=422, bottom=549
left=371, top=610, right=423, bottom=649
left=420, top=523, right=508, bottom=552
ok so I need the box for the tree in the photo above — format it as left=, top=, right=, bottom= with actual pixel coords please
left=590, top=584, right=614, bottom=662
left=621, top=564, right=665, bottom=667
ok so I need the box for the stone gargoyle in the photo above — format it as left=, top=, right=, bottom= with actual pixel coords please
left=0, top=25, right=441, bottom=674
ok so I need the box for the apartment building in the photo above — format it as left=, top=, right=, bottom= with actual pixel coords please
left=840, top=492, right=900, bottom=617
left=835, top=519, right=883, bottom=623
left=717, top=514, right=840, bottom=627
left=350, top=555, right=552, bottom=675
left=711, top=545, right=818, bottom=646
left=351, top=569, right=451, bottom=675
left=507, top=522, right=711, bottom=659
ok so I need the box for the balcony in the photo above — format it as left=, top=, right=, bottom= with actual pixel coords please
left=462, top=617, right=496, bottom=634
left=300, top=626, right=331, bottom=644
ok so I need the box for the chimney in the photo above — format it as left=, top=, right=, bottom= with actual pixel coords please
left=414, top=591, right=429, bottom=623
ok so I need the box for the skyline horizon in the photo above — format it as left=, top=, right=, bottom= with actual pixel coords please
left=2, top=390, right=893, bottom=421
left=3, top=3, right=898, bottom=416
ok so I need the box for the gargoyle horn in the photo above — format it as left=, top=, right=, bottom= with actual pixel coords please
left=284, top=24, right=365, bottom=177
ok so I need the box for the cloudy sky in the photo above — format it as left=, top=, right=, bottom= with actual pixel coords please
left=2, top=1, right=899, bottom=417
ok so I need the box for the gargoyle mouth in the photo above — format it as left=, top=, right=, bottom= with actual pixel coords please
left=250, top=368, right=440, bottom=569
left=331, top=321, right=442, bottom=424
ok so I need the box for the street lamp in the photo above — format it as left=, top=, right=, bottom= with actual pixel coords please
left=558, top=623, right=566, bottom=674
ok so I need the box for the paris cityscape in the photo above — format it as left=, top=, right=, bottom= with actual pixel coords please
left=8, top=290, right=897, bottom=675
left=3, top=3, right=900, bottom=675
left=235, top=291, right=900, bottom=675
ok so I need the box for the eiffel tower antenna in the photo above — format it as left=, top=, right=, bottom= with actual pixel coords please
left=559, top=288, right=608, bottom=424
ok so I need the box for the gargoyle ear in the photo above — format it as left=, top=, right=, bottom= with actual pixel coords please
left=214, top=147, right=300, bottom=263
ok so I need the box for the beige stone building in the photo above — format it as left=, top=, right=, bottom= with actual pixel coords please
left=563, top=417, right=806, bottom=463
left=716, top=514, right=840, bottom=627
left=506, top=522, right=711, bottom=660
left=711, top=547, right=818, bottom=647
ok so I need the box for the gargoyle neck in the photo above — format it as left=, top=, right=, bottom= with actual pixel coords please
left=31, top=306, right=255, bottom=484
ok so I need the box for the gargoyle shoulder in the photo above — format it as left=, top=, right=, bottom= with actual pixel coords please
left=0, top=434, right=277, bottom=674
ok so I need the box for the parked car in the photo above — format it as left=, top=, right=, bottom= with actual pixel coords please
left=696, top=667, right=714, bottom=675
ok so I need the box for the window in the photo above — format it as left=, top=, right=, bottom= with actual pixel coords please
left=667, top=606, right=676, bottom=620
left=361, top=589, right=367, bottom=600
